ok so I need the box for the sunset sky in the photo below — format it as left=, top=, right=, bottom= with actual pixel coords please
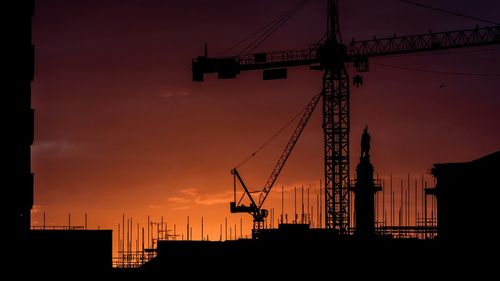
left=31, top=0, right=500, bottom=251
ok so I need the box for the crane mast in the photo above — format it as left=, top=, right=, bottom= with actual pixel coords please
left=322, top=0, right=350, bottom=234
left=192, top=0, right=500, bottom=235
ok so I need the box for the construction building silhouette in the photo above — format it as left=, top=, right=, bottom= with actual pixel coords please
left=7, top=0, right=499, bottom=276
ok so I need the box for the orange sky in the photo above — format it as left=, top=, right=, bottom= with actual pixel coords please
left=31, top=0, right=500, bottom=254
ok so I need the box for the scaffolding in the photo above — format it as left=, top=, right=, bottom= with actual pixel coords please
left=114, top=216, right=180, bottom=268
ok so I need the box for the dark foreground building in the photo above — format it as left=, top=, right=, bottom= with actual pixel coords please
left=427, top=150, right=500, bottom=242
left=9, top=1, right=497, bottom=276
left=4, top=0, right=34, bottom=238
left=5, top=2, right=113, bottom=276
left=143, top=230, right=440, bottom=277
left=24, top=230, right=112, bottom=273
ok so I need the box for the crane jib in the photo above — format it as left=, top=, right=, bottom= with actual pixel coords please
left=229, top=93, right=321, bottom=227
left=192, top=26, right=500, bottom=82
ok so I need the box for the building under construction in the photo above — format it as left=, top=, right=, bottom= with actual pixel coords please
left=9, top=0, right=500, bottom=276
left=125, top=148, right=499, bottom=276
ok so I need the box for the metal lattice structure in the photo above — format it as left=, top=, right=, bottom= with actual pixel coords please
left=321, top=0, right=350, bottom=233
left=230, top=93, right=321, bottom=230
left=348, top=26, right=500, bottom=57
left=259, top=93, right=322, bottom=207
left=322, top=66, right=351, bottom=233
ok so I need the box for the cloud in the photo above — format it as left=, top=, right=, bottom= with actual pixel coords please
left=168, top=181, right=321, bottom=210
left=160, top=90, right=191, bottom=99
left=148, top=204, right=160, bottom=209
left=180, top=188, right=198, bottom=197
left=168, top=196, right=190, bottom=204
left=168, top=188, right=232, bottom=207
left=172, top=206, right=191, bottom=211
left=194, top=193, right=232, bottom=206
left=167, top=195, right=191, bottom=210
left=32, top=140, right=79, bottom=154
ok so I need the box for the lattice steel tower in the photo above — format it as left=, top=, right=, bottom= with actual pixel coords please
left=321, top=0, right=350, bottom=234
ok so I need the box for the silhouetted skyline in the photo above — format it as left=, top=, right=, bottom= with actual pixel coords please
left=32, top=0, right=500, bottom=252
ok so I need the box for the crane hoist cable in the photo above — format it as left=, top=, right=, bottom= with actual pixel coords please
left=230, top=92, right=321, bottom=227
left=371, top=60, right=500, bottom=77
left=234, top=90, right=319, bottom=169
left=242, top=0, right=310, bottom=55
left=257, top=92, right=321, bottom=207
left=217, top=0, right=310, bottom=57
left=398, top=0, right=500, bottom=26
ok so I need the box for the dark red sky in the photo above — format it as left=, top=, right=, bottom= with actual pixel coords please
left=32, top=0, right=500, bottom=244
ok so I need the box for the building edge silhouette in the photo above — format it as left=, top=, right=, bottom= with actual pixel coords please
left=5, top=0, right=35, bottom=239
left=5, top=2, right=113, bottom=275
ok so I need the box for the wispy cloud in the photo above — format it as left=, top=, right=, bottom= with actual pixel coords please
left=172, top=205, right=191, bottom=211
left=180, top=188, right=198, bottom=197
left=32, top=140, right=79, bottom=154
left=160, top=90, right=191, bottom=99
left=148, top=204, right=160, bottom=209
left=167, top=194, right=192, bottom=210
left=194, top=193, right=233, bottom=206
left=168, top=181, right=321, bottom=210
left=168, top=196, right=190, bottom=204
left=168, top=188, right=233, bottom=208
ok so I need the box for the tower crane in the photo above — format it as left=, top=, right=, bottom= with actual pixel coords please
left=230, top=93, right=321, bottom=230
left=192, top=0, right=500, bottom=235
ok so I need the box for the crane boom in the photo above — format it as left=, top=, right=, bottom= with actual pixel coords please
left=258, top=93, right=321, bottom=208
left=348, top=26, right=500, bottom=57
left=192, top=25, right=500, bottom=80
left=230, top=93, right=321, bottom=229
